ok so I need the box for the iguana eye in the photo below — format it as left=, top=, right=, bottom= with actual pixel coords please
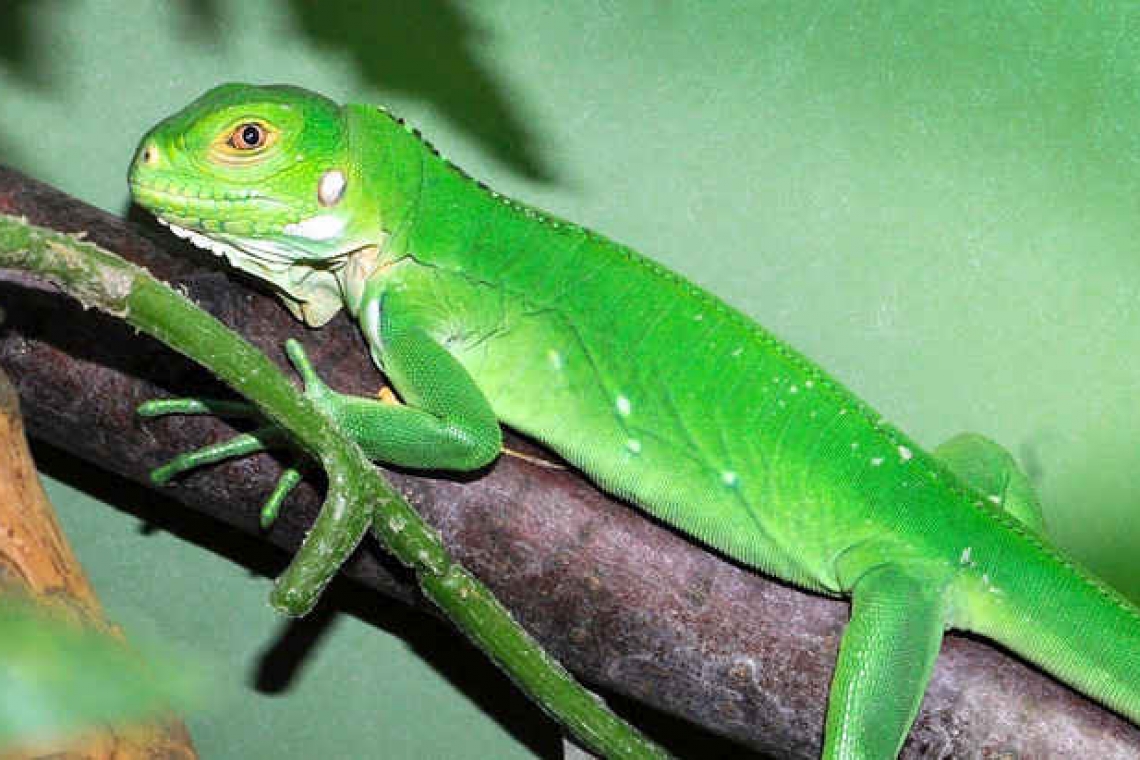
left=210, top=120, right=279, bottom=163
left=229, top=122, right=267, bottom=150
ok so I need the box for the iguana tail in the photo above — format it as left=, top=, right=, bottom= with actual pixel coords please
left=962, top=532, right=1140, bottom=724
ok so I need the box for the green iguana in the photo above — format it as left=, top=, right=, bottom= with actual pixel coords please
left=127, top=83, right=1140, bottom=759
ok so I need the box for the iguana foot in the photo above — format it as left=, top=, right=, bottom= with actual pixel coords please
left=137, top=339, right=335, bottom=527
left=145, top=424, right=291, bottom=485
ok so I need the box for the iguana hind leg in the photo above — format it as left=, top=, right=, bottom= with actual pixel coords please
left=823, top=563, right=948, bottom=760
left=933, top=432, right=1047, bottom=536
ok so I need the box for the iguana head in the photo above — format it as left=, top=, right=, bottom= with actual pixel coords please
left=129, top=83, right=379, bottom=325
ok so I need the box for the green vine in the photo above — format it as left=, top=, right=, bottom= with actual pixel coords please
left=0, top=212, right=671, bottom=760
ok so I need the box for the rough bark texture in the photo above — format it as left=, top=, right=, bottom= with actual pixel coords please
left=0, top=370, right=197, bottom=759
left=0, top=165, right=1137, bottom=758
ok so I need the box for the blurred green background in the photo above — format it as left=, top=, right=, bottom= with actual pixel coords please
left=4, top=2, right=1140, bottom=757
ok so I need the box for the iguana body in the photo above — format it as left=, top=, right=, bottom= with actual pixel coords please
left=128, top=84, right=1140, bottom=758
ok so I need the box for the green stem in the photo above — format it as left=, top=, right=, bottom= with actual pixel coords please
left=0, top=213, right=672, bottom=759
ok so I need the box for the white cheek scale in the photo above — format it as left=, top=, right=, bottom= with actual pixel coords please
left=318, top=169, right=347, bottom=207
left=283, top=214, right=347, bottom=241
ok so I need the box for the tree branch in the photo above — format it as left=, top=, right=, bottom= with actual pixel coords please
left=0, top=166, right=1137, bottom=758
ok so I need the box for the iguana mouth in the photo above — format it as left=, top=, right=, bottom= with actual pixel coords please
left=152, top=217, right=291, bottom=269
left=131, top=180, right=310, bottom=269
left=129, top=179, right=298, bottom=235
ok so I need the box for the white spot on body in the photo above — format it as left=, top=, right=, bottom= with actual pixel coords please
left=317, top=169, right=347, bottom=207
left=898, top=445, right=913, bottom=461
left=547, top=349, right=563, bottom=370
left=616, top=395, right=632, bottom=416
left=960, top=547, right=972, bottom=565
left=870, top=456, right=884, bottom=467
left=987, top=494, right=1002, bottom=505
left=805, top=380, right=814, bottom=389
left=789, top=385, right=799, bottom=394
left=721, top=471, right=739, bottom=487
left=693, top=313, right=704, bottom=321
left=731, top=347, right=743, bottom=358
left=284, top=214, right=346, bottom=241
left=626, top=439, right=642, bottom=454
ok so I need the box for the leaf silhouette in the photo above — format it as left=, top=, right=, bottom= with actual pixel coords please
left=283, top=0, right=556, bottom=182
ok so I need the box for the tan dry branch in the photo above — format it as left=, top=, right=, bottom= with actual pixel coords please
left=0, top=371, right=196, bottom=760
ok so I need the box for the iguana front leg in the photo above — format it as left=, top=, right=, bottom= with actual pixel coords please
left=140, top=302, right=502, bottom=520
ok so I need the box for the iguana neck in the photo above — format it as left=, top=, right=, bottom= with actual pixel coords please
left=346, top=104, right=447, bottom=252
left=345, top=103, right=530, bottom=275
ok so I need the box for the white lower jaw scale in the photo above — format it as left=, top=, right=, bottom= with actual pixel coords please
left=155, top=218, right=290, bottom=270
left=156, top=218, right=240, bottom=259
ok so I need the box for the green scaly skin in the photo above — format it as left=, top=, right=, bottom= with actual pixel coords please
left=129, top=84, right=1140, bottom=759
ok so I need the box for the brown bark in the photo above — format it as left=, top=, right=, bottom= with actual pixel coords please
left=0, top=370, right=197, bottom=759
left=0, top=165, right=1137, bottom=758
